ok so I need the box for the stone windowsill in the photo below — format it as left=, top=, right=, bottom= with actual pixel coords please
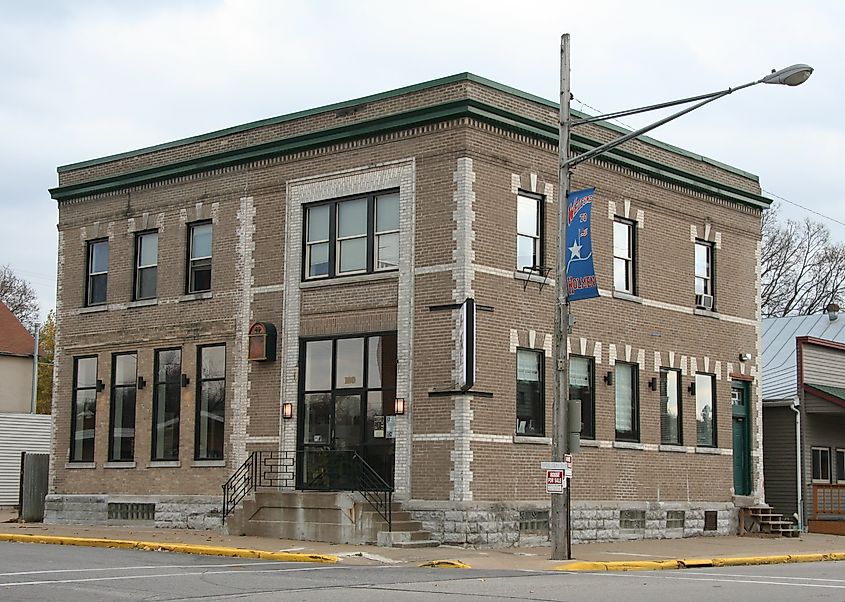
left=191, top=460, right=226, bottom=467
left=127, top=299, right=158, bottom=309
left=147, top=460, right=181, bottom=468
left=300, top=270, right=398, bottom=289
left=104, top=461, right=136, bottom=469
left=612, top=291, right=643, bottom=304
left=658, top=444, right=689, bottom=454
left=513, top=435, right=551, bottom=445
left=695, top=446, right=721, bottom=455
left=613, top=441, right=645, bottom=451
left=513, top=270, right=553, bottom=285
left=693, top=308, right=720, bottom=319
left=78, top=305, right=108, bottom=314
left=579, top=439, right=600, bottom=447
left=179, top=292, right=213, bottom=303
left=65, top=462, right=96, bottom=469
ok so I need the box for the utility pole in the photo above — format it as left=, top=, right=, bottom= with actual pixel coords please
left=551, top=33, right=572, bottom=561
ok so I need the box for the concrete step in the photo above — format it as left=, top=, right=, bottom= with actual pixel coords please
left=377, top=529, right=439, bottom=547
left=391, top=539, right=441, bottom=548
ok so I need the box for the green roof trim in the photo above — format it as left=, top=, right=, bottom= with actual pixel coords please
left=806, top=383, right=845, bottom=403
left=50, top=97, right=770, bottom=209
left=57, top=72, right=758, bottom=182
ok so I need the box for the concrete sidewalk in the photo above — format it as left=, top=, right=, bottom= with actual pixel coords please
left=2, top=507, right=843, bottom=571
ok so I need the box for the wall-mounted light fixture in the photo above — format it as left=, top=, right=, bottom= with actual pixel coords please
left=137, top=376, right=146, bottom=390
left=688, top=382, right=696, bottom=395
left=738, top=353, right=752, bottom=362
left=282, top=402, right=294, bottom=420
left=96, top=379, right=105, bottom=392
left=648, top=377, right=658, bottom=391
left=181, top=374, right=190, bottom=388
left=394, top=398, right=406, bottom=415
left=603, top=371, right=613, bottom=386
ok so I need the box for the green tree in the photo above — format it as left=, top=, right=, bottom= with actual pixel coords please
left=36, top=310, right=55, bottom=414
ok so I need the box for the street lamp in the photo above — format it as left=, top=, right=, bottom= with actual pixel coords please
left=551, top=33, right=812, bottom=560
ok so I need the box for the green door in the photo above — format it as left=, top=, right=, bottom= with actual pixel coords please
left=731, top=382, right=751, bottom=496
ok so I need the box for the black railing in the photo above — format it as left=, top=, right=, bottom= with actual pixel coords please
left=222, top=449, right=394, bottom=531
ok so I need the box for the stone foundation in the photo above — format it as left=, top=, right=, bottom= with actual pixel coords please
left=45, top=494, right=223, bottom=530
left=405, top=500, right=738, bottom=547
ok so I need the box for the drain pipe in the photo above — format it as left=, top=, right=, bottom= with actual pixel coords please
left=789, top=398, right=804, bottom=530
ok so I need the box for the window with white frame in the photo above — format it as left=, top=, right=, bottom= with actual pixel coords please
left=516, top=192, right=543, bottom=270
left=187, top=222, right=212, bottom=293
left=695, top=240, right=714, bottom=306
left=86, top=239, right=109, bottom=306
left=812, top=447, right=831, bottom=482
left=134, top=231, right=158, bottom=300
left=837, top=449, right=845, bottom=482
left=303, top=191, right=399, bottom=279
left=613, top=219, right=635, bottom=293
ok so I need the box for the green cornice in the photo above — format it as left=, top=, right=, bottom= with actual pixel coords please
left=50, top=94, right=769, bottom=210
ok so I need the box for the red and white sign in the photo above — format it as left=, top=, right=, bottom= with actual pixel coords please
left=546, top=469, right=566, bottom=494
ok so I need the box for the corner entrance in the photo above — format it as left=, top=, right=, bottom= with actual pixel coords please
left=297, top=334, right=397, bottom=489
left=731, top=380, right=751, bottom=496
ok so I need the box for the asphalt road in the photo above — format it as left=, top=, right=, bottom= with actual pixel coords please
left=2, top=542, right=845, bottom=601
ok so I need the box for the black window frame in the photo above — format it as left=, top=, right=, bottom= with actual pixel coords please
left=515, top=347, right=545, bottom=437
left=612, top=217, right=636, bottom=294
left=614, top=361, right=640, bottom=442
left=695, top=372, right=717, bottom=447
left=70, top=355, right=98, bottom=463
left=108, top=352, right=137, bottom=462
left=85, top=238, right=109, bottom=306
left=569, top=355, right=595, bottom=440
left=694, top=239, right=716, bottom=306
left=186, top=221, right=213, bottom=294
left=836, top=448, right=845, bottom=482
left=195, top=344, right=226, bottom=461
left=133, top=230, right=159, bottom=301
left=152, top=347, right=182, bottom=461
left=812, top=447, right=831, bottom=483
left=302, top=190, right=400, bottom=281
left=516, top=190, right=545, bottom=271
left=659, top=368, right=683, bottom=445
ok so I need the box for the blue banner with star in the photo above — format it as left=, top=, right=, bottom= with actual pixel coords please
left=566, top=188, right=599, bottom=301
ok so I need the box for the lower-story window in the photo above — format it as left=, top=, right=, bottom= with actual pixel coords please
left=152, top=348, right=182, bottom=461
left=569, top=356, right=595, bottom=439
left=71, top=356, right=98, bottom=462
left=615, top=362, right=639, bottom=441
left=837, top=449, right=845, bottom=482
left=109, top=353, right=137, bottom=462
left=196, top=345, right=226, bottom=460
left=695, top=373, right=716, bottom=447
left=812, top=447, right=831, bottom=482
left=516, top=348, right=544, bottom=436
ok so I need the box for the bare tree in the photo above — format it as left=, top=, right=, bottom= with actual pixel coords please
left=0, top=264, right=39, bottom=329
left=761, top=207, right=845, bottom=317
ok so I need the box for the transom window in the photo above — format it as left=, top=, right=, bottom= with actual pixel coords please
left=695, top=373, right=716, bottom=447
left=615, top=362, right=639, bottom=441
left=812, top=447, right=831, bottom=482
left=134, top=231, right=158, bottom=300
left=660, top=368, right=682, bottom=445
left=569, top=356, right=595, bottom=439
left=613, top=219, right=635, bottom=293
left=187, top=222, right=212, bottom=293
left=86, top=239, right=109, bottom=306
left=695, top=240, right=714, bottom=300
left=516, top=349, right=544, bottom=436
left=304, top=191, right=399, bottom=280
left=516, top=192, right=543, bottom=270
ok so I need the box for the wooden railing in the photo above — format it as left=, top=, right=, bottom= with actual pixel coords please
left=812, top=483, right=845, bottom=518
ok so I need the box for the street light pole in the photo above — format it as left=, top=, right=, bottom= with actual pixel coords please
left=548, top=33, right=812, bottom=562
left=551, top=32, right=572, bottom=561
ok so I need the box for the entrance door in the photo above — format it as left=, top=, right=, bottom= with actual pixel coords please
left=297, top=335, right=396, bottom=489
left=731, top=381, right=751, bottom=496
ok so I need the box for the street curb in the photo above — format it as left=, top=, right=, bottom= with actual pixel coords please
left=0, top=533, right=337, bottom=564
left=418, top=560, right=472, bottom=569
left=556, top=552, right=845, bottom=572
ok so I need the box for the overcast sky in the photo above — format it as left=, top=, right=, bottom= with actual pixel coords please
left=2, top=0, right=843, bottom=320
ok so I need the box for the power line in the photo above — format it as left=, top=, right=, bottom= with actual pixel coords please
left=762, top=189, right=845, bottom=229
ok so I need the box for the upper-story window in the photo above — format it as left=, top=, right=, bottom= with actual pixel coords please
left=516, top=348, right=544, bottom=436
left=695, top=240, right=714, bottom=309
left=613, top=219, right=635, bottom=294
left=516, top=192, right=543, bottom=270
left=303, top=191, right=399, bottom=280
left=86, top=239, right=109, bottom=306
left=187, top=222, right=212, bottom=293
left=134, top=231, right=158, bottom=300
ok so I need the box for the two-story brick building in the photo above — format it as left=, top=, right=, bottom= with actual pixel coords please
left=47, top=73, right=768, bottom=545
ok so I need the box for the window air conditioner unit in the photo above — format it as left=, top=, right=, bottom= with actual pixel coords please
left=696, top=293, right=714, bottom=311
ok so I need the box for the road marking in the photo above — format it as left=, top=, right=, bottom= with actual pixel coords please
left=700, top=572, right=845, bottom=584
left=0, top=561, right=288, bottom=577
left=0, top=565, right=355, bottom=588
left=661, top=574, right=845, bottom=590
left=584, top=569, right=845, bottom=590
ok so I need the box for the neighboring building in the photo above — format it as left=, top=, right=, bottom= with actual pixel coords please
left=761, top=307, right=845, bottom=535
left=0, top=301, right=34, bottom=413
left=47, top=73, right=769, bottom=544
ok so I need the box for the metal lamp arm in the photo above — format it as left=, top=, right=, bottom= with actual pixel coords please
left=571, top=88, right=736, bottom=126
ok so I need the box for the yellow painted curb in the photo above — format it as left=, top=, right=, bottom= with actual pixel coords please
left=0, top=533, right=337, bottom=564
left=712, top=555, right=790, bottom=567
left=559, top=560, right=680, bottom=572
left=559, top=553, right=845, bottom=572
left=418, top=559, right=471, bottom=569
left=678, top=558, right=714, bottom=568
